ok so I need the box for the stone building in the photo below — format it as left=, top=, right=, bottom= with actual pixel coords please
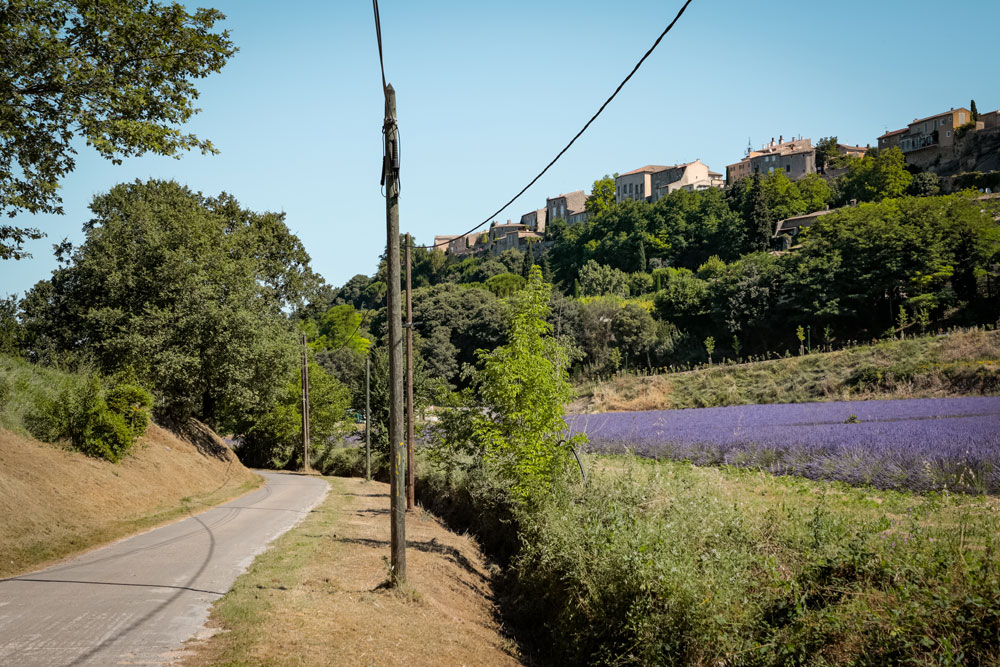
left=726, top=136, right=816, bottom=183
left=546, top=190, right=589, bottom=225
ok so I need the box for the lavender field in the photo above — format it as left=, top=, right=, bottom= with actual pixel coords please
left=565, top=397, right=1000, bottom=493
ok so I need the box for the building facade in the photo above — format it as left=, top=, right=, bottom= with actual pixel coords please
left=546, top=190, right=589, bottom=225
left=519, top=208, right=547, bottom=234
left=727, top=136, right=815, bottom=183
left=877, top=107, right=972, bottom=154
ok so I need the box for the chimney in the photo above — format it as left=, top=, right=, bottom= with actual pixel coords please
left=779, top=134, right=783, bottom=143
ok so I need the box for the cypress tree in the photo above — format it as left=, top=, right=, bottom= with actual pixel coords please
left=745, top=173, right=772, bottom=253
left=522, top=242, right=535, bottom=278
left=637, top=239, right=646, bottom=272
left=573, top=279, right=581, bottom=299
left=541, top=254, right=554, bottom=283
left=971, top=99, right=979, bottom=121
left=654, top=272, right=662, bottom=292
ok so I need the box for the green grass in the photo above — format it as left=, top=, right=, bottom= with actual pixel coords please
left=417, top=455, right=1000, bottom=666
left=0, top=354, right=85, bottom=436
left=579, top=328, right=1000, bottom=411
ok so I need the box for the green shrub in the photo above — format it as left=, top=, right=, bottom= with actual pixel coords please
left=24, top=375, right=152, bottom=462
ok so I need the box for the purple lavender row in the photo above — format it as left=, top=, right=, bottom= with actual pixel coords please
left=565, top=398, right=1000, bottom=493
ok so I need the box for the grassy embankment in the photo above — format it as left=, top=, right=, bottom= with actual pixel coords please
left=575, top=327, right=1000, bottom=412
left=417, top=455, right=1000, bottom=665
left=0, top=355, right=261, bottom=578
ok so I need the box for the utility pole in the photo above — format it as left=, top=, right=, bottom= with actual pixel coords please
left=405, top=233, right=415, bottom=510
left=301, top=333, right=310, bottom=471
left=382, top=83, right=406, bottom=584
left=365, top=354, right=371, bottom=483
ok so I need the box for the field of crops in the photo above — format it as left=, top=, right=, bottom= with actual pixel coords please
left=566, top=397, right=1000, bottom=493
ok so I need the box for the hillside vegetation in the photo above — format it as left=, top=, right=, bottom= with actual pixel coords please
left=575, top=327, right=1000, bottom=413
left=0, top=356, right=260, bottom=578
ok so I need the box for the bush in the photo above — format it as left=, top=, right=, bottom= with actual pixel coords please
left=24, top=376, right=152, bottom=462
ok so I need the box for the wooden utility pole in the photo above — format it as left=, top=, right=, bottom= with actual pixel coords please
left=365, top=355, right=371, bottom=482
left=383, top=83, right=406, bottom=584
left=301, top=333, right=310, bottom=471
left=405, top=233, right=415, bottom=510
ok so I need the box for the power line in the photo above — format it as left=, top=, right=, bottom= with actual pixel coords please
left=372, top=0, right=386, bottom=95
left=412, top=0, right=695, bottom=249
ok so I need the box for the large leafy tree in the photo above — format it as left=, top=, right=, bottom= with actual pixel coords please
left=838, top=147, right=913, bottom=204
left=0, top=0, right=236, bottom=258
left=20, top=179, right=317, bottom=430
left=585, top=174, right=616, bottom=217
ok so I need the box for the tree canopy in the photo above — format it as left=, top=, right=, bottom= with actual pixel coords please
left=20, top=179, right=317, bottom=431
left=0, top=0, right=236, bottom=258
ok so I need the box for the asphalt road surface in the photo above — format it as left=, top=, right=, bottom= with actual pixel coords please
left=0, top=471, right=328, bottom=665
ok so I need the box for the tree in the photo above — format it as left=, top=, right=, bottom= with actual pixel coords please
left=908, top=172, right=941, bottom=197
left=585, top=174, right=616, bottom=217
left=522, top=241, right=535, bottom=278
left=578, top=260, right=629, bottom=297
left=1, top=0, right=236, bottom=259
left=838, top=147, right=913, bottom=203
left=814, top=136, right=839, bottom=173
left=463, top=267, right=578, bottom=499
left=971, top=99, right=979, bottom=122
left=744, top=173, right=773, bottom=253
left=636, top=238, right=647, bottom=272
left=313, top=304, right=371, bottom=354
left=237, top=360, right=351, bottom=469
left=20, top=180, right=312, bottom=431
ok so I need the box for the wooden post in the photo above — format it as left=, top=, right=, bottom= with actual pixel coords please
left=383, top=83, right=406, bottom=584
left=365, top=354, right=371, bottom=482
left=301, top=333, right=310, bottom=471
left=405, top=233, right=415, bottom=510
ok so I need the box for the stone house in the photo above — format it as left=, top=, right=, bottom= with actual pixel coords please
left=727, top=136, right=816, bottom=183
left=519, top=208, right=547, bottom=234
left=546, top=190, right=589, bottom=225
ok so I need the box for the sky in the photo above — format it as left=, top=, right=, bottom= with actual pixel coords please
left=3, top=0, right=999, bottom=297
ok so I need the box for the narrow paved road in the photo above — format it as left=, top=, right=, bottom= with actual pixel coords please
left=0, top=471, right=328, bottom=666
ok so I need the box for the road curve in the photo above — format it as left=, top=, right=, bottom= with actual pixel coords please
left=0, top=470, right=328, bottom=665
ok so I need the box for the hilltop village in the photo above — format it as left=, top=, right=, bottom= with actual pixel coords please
left=436, top=103, right=1000, bottom=256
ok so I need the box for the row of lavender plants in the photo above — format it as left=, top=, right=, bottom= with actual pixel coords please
left=565, top=397, right=1000, bottom=494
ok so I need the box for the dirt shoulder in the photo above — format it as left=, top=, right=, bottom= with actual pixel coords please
left=181, top=476, right=522, bottom=667
left=0, top=421, right=261, bottom=579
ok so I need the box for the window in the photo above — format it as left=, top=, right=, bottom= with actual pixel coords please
left=946, top=131, right=951, bottom=137
left=959, top=112, right=965, bottom=123
left=786, top=165, right=791, bottom=172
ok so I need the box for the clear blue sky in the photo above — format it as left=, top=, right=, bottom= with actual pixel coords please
left=3, top=0, right=998, bottom=297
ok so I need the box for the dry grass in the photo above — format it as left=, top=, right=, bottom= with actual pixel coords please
left=0, top=422, right=260, bottom=578
left=576, top=329, right=1000, bottom=413
left=182, top=476, right=521, bottom=667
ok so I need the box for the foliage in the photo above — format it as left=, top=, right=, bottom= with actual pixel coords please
left=585, top=174, right=616, bottom=217
left=19, top=180, right=317, bottom=432
left=312, top=304, right=370, bottom=354
left=744, top=173, right=773, bottom=252
left=0, top=0, right=236, bottom=258
left=484, top=272, right=525, bottom=298
left=235, top=360, right=351, bottom=470
left=578, top=260, right=629, bottom=297
left=1, top=353, right=152, bottom=462
left=442, top=268, right=580, bottom=500
left=838, top=147, right=913, bottom=203
left=908, top=171, right=941, bottom=197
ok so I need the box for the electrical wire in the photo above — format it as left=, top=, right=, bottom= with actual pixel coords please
left=372, top=0, right=387, bottom=95
left=411, top=0, right=695, bottom=249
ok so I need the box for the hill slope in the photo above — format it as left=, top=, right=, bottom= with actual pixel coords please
left=0, top=421, right=260, bottom=578
left=574, top=328, right=1000, bottom=413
